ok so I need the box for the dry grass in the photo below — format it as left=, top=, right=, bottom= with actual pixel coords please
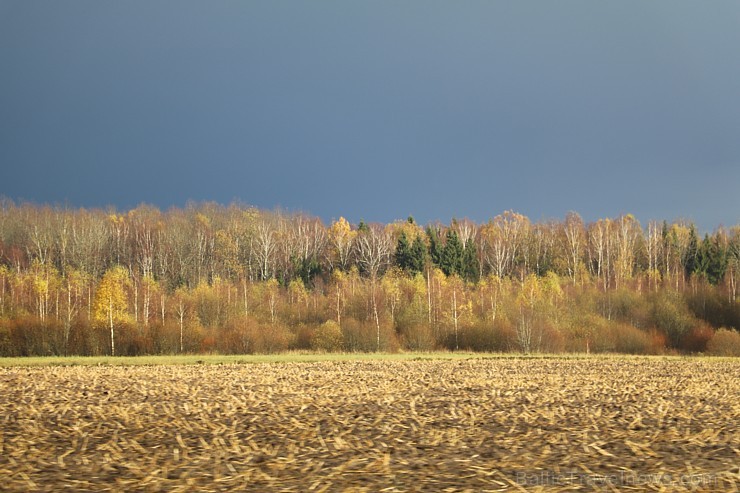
left=1, top=358, right=738, bottom=491
left=0, top=352, right=486, bottom=367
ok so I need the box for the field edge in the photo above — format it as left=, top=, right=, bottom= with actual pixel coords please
left=1, top=352, right=738, bottom=367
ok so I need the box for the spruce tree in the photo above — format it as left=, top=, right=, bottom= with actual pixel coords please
left=684, top=224, right=699, bottom=278
left=395, top=232, right=412, bottom=271
left=426, top=226, right=444, bottom=268
left=441, top=230, right=463, bottom=276
left=409, top=234, right=427, bottom=274
left=696, top=234, right=727, bottom=285
left=462, top=241, right=479, bottom=282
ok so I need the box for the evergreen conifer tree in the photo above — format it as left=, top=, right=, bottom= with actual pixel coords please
left=684, top=224, right=699, bottom=278
left=462, top=241, right=479, bottom=282
left=426, top=226, right=444, bottom=268
left=441, top=230, right=463, bottom=276
left=409, top=234, right=427, bottom=274
left=696, top=234, right=728, bottom=285
left=395, top=232, right=412, bottom=271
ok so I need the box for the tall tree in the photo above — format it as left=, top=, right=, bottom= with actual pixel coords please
left=409, top=234, right=427, bottom=274
left=684, top=224, right=699, bottom=280
left=355, top=224, right=392, bottom=350
left=727, top=227, right=739, bottom=303
left=440, top=229, right=463, bottom=277
left=561, top=212, right=585, bottom=285
left=394, top=232, right=412, bottom=272
left=93, top=265, right=130, bottom=356
left=426, top=225, right=444, bottom=268
left=461, top=240, right=479, bottom=282
left=480, top=211, right=529, bottom=279
left=327, top=217, right=356, bottom=271
left=695, top=233, right=727, bottom=285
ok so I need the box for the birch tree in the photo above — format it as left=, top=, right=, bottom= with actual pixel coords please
left=354, top=223, right=392, bottom=350
left=327, top=217, right=356, bottom=271
left=93, top=265, right=130, bottom=356
left=561, top=212, right=585, bottom=285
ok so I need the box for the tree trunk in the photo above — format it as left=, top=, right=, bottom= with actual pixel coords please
left=372, top=276, right=380, bottom=351
left=109, top=295, right=115, bottom=357
left=426, top=269, right=432, bottom=326
left=452, top=287, right=459, bottom=351
left=179, top=303, right=184, bottom=353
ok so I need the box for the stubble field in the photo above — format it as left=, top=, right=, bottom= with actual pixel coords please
left=1, top=357, right=738, bottom=491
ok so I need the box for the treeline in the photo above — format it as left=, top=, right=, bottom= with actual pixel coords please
left=0, top=200, right=738, bottom=357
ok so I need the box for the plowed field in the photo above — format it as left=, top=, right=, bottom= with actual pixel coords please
left=1, top=358, right=738, bottom=491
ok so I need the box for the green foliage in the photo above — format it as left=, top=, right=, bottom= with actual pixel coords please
left=1, top=202, right=739, bottom=357
left=694, top=234, right=727, bottom=285
left=426, top=226, right=444, bottom=267
left=292, top=256, right=322, bottom=286
left=683, top=224, right=699, bottom=278
left=395, top=232, right=412, bottom=271
left=397, top=233, right=427, bottom=275
left=409, top=235, right=427, bottom=273
left=461, top=241, right=479, bottom=282
left=651, top=290, right=697, bottom=349
left=440, top=230, right=463, bottom=276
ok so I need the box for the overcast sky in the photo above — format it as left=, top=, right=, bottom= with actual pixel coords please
left=1, top=1, right=739, bottom=229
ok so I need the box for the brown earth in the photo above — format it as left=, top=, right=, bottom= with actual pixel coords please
left=1, top=358, right=738, bottom=491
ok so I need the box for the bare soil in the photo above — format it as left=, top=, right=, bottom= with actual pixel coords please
left=1, top=358, right=738, bottom=491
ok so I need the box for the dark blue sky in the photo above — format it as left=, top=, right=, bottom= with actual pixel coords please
left=1, top=1, right=739, bottom=229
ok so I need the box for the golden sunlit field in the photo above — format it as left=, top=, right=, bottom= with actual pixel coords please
left=1, top=357, right=738, bottom=491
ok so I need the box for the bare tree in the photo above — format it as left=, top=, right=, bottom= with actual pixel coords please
left=255, top=219, right=278, bottom=281
left=614, top=214, right=641, bottom=290
left=561, top=212, right=585, bottom=285
left=646, top=220, right=663, bottom=292
left=481, top=211, right=529, bottom=279
left=588, top=219, right=610, bottom=290
left=355, top=223, right=392, bottom=350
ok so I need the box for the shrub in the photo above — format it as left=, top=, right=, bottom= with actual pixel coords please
left=590, top=321, right=653, bottom=355
left=293, top=324, right=314, bottom=350
left=650, top=291, right=698, bottom=348
left=0, top=319, right=17, bottom=357
left=540, top=324, right=565, bottom=353
left=259, top=323, right=295, bottom=354
left=460, top=321, right=516, bottom=352
left=612, top=323, right=653, bottom=354
left=706, top=328, right=740, bottom=356
left=681, top=324, right=714, bottom=353
left=341, top=317, right=398, bottom=352
left=341, top=317, right=369, bottom=352
left=312, top=320, right=343, bottom=352
left=402, top=323, right=435, bottom=351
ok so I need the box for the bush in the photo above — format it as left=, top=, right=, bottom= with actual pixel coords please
left=0, top=319, right=16, bottom=356
left=681, top=324, right=714, bottom=353
left=540, top=324, right=565, bottom=353
left=650, top=291, right=698, bottom=348
left=706, top=328, right=740, bottom=356
left=312, top=320, right=343, bottom=352
left=263, top=323, right=295, bottom=353
left=402, top=323, right=436, bottom=351
left=612, top=323, right=654, bottom=354
left=459, top=321, right=515, bottom=352
left=292, top=324, right=314, bottom=350
left=609, top=288, right=650, bottom=328
left=341, top=317, right=399, bottom=352
left=590, top=321, right=655, bottom=355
